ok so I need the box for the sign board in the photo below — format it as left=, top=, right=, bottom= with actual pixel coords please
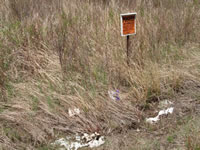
left=120, top=13, right=137, bottom=36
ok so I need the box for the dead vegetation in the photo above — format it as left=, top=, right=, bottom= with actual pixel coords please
left=0, top=0, right=200, bottom=149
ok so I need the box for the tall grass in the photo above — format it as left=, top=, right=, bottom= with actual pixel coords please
left=0, top=0, right=199, bottom=112
left=0, top=0, right=200, bottom=148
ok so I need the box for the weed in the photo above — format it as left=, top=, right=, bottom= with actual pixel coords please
left=0, top=107, right=5, bottom=113
left=37, top=145, right=54, bottom=150
left=3, top=127, right=22, bottom=142
left=30, top=95, right=39, bottom=111
left=46, top=95, right=54, bottom=109
left=5, top=82, right=14, bottom=98
left=167, top=135, right=175, bottom=143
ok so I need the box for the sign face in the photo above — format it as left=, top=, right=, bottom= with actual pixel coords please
left=120, top=13, right=137, bottom=36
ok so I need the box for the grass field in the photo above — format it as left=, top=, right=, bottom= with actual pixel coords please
left=0, top=0, right=200, bottom=149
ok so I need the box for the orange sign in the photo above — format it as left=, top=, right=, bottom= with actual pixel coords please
left=120, top=13, right=136, bottom=36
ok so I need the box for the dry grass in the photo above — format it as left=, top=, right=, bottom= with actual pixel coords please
left=0, top=0, right=200, bottom=149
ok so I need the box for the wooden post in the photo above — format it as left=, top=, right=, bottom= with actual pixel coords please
left=127, top=35, right=130, bottom=65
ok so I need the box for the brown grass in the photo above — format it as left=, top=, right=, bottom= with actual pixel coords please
left=0, top=0, right=200, bottom=149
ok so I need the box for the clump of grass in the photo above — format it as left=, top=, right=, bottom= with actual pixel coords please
left=0, top=40, right=13, bottom=101
left=167, top=135, right=176, bottom=143
left=3, top=127, right=22, bottom=143
left=30, top=95, right=39, bottom=111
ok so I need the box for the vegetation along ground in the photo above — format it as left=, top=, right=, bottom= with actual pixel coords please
left=0, top=0, right=200, bottom=149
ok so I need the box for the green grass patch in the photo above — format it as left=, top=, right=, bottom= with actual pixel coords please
left=30, top=95, right=39, bottom=111
left=3, top=127, right=22, bottom=142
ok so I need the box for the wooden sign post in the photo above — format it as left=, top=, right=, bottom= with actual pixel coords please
left=120, top=13, right=137, bottom=65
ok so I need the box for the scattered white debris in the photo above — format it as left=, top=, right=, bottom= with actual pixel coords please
left=75, top=134, right=81, bottom=141
left=159, top=100, right=173, bottom=109
left=108, top=90, right=120, bottom=100
left=146, top=116, right=160, bottom=124
left=146, top=107, right=174, bottom=124
left=68, top=108, right=80, bottom=117
left=158, top=107, right=174, bottom=116
left=82, top=133, right=97, bottom=142
left=53, top=138, right=88, bottom=150
left=52, top=132, right=105, bottom=150
left=88, top=136, right=105, bottom=148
